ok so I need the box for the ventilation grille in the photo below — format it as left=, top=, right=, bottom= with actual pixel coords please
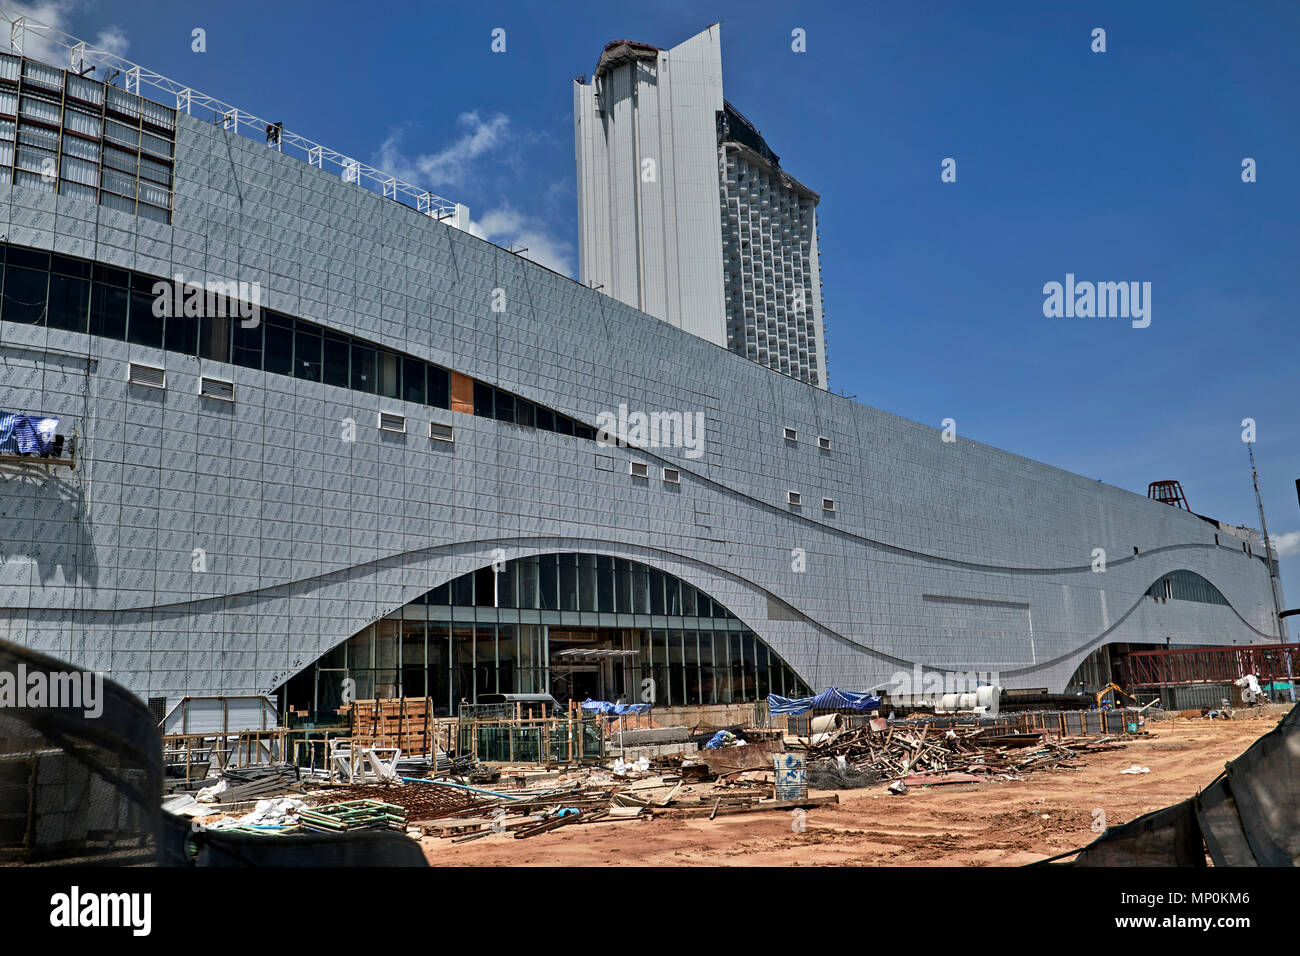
left=379, top=412, right=406, bottom=433
left=783, top=427, right=798, bottom=442
left=822, top=498, right=836, bottom=512
left=629, top=461, right=649, bottom=478
left=662, top=467, right=681, bottom=484
left=429, top=422, right=455, bottom=443
left=128, top=362, right=165, bottom=389
left=199, top=377, right=234, bottom=402
left=787, top=491, right=801, bottom=506
left=818, top=436, right=831, bottom=451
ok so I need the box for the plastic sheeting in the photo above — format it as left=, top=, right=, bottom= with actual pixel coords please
left=0, top=411, right=59, bottom=455
left=767, top=687, right=881, bottom=716
left=579, top=699, right=651, bottom=716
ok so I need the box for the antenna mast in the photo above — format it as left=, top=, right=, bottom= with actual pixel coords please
left=1249, top=442, right=1288, bottom=644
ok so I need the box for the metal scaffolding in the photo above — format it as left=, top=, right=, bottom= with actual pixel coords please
left=0, top=7, right=463, bottom=224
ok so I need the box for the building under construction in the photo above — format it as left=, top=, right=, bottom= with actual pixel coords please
left=0, top=15, right=1287, bottom=725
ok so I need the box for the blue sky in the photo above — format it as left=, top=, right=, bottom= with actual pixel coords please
left=31, top=0, right=1300, bottom=613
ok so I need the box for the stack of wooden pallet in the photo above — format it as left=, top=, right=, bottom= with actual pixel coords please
left=348, top=698, right=455, bottom=757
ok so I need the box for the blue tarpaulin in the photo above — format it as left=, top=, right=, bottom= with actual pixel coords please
left=579, top=699, right=651, bottom=716
left=767, top=687, right=881, bottom=716
left=0, top=412, right=59, bottom=456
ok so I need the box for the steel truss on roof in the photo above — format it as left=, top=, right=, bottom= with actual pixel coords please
left=0, top=7, right=462, bottom=223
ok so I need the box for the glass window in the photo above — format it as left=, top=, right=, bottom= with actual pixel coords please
left=538, top=554, right=558, bottom=611
left=534, top=406, right=554, bottom=431
left=648, top=570, right=666, bottom=615
left=498, top=561, right=518, bottom=609
left=494, top=390, right=515, bottom=423
left=683, top=631, right=701, bottom=705
left=614, top=560, right=632, bottom=614
left=473, top=381, right=494, bottom=417
left=400, top=617, right=426, bottom=698
left=127, top=274, right=163, bottom=347
left=516, top=398, right=535, bottom=428
left=559, top=555, right=578, bottom=612
left=475, top=567, right=495, bottom=608
left=2, top=253, right=48, bottom=325
left=47, top=271, right=90, bottom=333
left=351, top=341, right=376, bottom=393
left=574, top=423, right=595, bottom=441
left=453, top=625, right=475, bottom=708
left=516, top=558, right=538, bottom=609
left=681, top=582, right=698, bottom=617
left=232, top=316, right=262, bottom=369
left=427, top=365, right=450, bottom=409
left=665, top=576, right=682, bottom=616
left=632, top=566, right=649, bottom=614
left=89, top=267, right=128, bottom=340
left=262, top=314, right=294, bottom=375
left=697, top=591, right=713, bottom=618
left=402, top=356, right=425, bottom=404
left=596, top=558, right=614, bottom=613
left=164, top=307, right=196, bottom=355
left=294, top=323, right=322, bottom=382
left=554, top=415, right=574, bottom=436
left=451, top=572, right=474, bottom=607
left=377, top=350, right=401, bottom=399
left=428, top=623, right=450, bottom=714
left=578, top=555, right=597, bottom=613
left=427, top=582, right=450, bottom=606
left=475, top=626, right=497, bottom=698
left=322, top=332, right=349, bottom=387
left=199, top=314, right=231, bottom=363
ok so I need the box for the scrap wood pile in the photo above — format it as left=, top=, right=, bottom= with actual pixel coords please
left=802, top=725, right=1126, bottom=785
left=308, top=782, right=493, bottom=818
left=195, top=762, right=301, bottom=806
left=412, top=769, right=837, bottom=844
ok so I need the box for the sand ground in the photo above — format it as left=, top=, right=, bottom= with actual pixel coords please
left=421, top=707, right=1289, bottom=866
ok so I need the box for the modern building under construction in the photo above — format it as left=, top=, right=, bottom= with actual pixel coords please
left=0, top=16, right=1286, bottom=721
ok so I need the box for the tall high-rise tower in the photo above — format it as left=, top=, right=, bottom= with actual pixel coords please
left=574, top=24, right=828, bottom=387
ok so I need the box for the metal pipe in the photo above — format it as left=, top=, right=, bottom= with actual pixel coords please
left=399, top=777, right=523, bottom=801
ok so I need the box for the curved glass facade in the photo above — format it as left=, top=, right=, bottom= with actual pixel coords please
left=289, top=553, right=808, bottom=718
left=1146, top=570, right=1230, bottom=606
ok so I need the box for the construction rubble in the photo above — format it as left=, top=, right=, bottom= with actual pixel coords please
left=159, top=703, right=1138, bottom=851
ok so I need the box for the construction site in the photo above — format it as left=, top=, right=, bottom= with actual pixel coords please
left=123, top=633, right=1294, bottom=869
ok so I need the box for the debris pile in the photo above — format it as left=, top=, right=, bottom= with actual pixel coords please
left=299, top=800, right=409, bottom=833
left=801, top=724, right=1126, bottom=787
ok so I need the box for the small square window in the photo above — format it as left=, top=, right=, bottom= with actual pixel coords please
left=783, top=427, right=798, bottom=442
left=429, top=422, right=454, bottom=443
left=818, top=436, right=831, bottom=451
left=787, top=491, right=801, bottom=506
left=379, top=412, right=406, bottom=433
left=822, top=498, right=835, bottom=512
left=663, top=467, right=681, bottom=484
left=630, top=461, right=649, bottom=478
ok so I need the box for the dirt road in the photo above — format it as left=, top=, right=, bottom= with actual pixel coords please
left=422, top=708, right=1288, bottom=866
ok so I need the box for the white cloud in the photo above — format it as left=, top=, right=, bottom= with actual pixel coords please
left=2, top=2, right=129, bottom=68
left=373, top=114, right=574, bottom=277
left=465, top=205, right=574, bottom=277
left=1268, top=531, right=1300, bottom=558
left=376, top=112, right=510, bottom=191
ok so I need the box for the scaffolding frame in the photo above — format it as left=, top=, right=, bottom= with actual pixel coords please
left=0, top=8, right=461, bottom=223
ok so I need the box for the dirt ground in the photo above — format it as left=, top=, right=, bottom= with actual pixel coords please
left=421, top=706, right=1290, bottom=866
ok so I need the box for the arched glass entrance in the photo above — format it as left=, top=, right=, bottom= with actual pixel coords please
left=288, top=553, right=808, bottom=717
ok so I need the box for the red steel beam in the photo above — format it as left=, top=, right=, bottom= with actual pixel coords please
left=1119, top=643, right=1298, bottom=687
